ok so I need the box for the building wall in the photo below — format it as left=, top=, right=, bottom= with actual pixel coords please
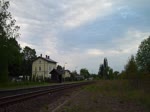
left=32, top=58, right=56, bottom=80
left=64, top=71, right=71, bottom=78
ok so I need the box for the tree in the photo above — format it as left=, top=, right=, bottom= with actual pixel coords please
left=136, top=36, right=150, bottom=73
left=8, top=38, right=22, bottom=77
left=124, top=55, right=138, bottom=79
left=103, top=58, right=109, bottom=79
left=71, top=70, right=77, bottom=81
left=0, top=0, right=20, bottom=82
left=23, top=46, right=37, bottom=61
left=22, top=46, right=37, bottom=77
left=98, top=58, right=109, bottom=79
left=113, top=71, right=119, bottom=79
left=80, top=68, right=90, bottom=79
left=57, top=65, right=63, bottom=71
left=98, top=64, right=104, bottom=78
left=108, top=67, right=113, bottom=79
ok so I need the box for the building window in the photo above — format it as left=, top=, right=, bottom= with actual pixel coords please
left=39, top=60, right=41, bottom=63
left=39, top=66, right=41, bottom=71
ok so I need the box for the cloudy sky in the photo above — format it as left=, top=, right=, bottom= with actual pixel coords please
left=9, top=0, right=150, bottom=73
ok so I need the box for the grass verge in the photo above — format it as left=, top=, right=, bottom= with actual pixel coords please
left=57, top=80, right=150, bottom=112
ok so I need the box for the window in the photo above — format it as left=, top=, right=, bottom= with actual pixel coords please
left=39, top=66, right=41, bottom=71
left=39, top=60, right=41, bottom=63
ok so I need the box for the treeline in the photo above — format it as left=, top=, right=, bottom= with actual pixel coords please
left=98, top=58, right=119, bottom=80
left=120, top=37, right=150, bottom=80
left=97, top=36, right=150, bottom=80
left=0, top=1, right=37, bottom=82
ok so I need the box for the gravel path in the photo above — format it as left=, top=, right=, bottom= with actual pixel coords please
left=0, top=87, right=82, bottom=112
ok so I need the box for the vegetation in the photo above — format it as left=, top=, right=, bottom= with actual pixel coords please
left=136, top=36, right=150, bottom=73
left=0, top=0, right=20, bottom=82
left=0, top=81, right=51, bottom=89
left=22, top=46, right=37, bottom=78
left=119, top=36, right=150, bottom=80
left=0, top=1, right=37, bottom=83
left=98, top=58, right=119, bottom=80
left=124, top=55, right=138, bottom=79
left=57, top=80, right=150, bottom=112
left=80, top=68, right=90, bottom=79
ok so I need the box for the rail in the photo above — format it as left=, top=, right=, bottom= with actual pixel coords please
left=0, top=81, right=93, bottom=110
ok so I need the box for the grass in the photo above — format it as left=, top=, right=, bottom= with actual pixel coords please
left=0, top=80, right=89, bottom=90
left=57, top=80, right=150, bottom=112
left=0, top=81, right=52, bottom=90
left=85, top=80, right=150, bottom=110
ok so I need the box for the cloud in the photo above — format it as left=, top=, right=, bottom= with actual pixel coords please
left=113, top=29, right=150, bottom=54
left=86, top=49, right=104, bottom=56
left=8, top=0, right=150, bottom=73
left=63, top=0, right=113, bottom=28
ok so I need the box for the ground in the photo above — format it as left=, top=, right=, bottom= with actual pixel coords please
left=43, top=80, right=150, bottom=112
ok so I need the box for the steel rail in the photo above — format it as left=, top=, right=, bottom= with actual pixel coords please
left=0, top=81, right=92, bottom=109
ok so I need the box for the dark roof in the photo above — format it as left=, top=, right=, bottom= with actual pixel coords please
left=50, top=69, right=64, bottom=75
left=35, top=56, right=57, bottom=64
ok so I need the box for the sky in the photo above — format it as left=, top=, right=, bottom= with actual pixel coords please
left=8, top=0, right=150, bottom=73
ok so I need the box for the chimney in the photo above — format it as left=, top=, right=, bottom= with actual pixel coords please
left=40, top=54, right=42, bottom=57
left=46, top=55, right=47, bottom=58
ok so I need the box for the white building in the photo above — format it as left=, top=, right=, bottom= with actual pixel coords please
left=32, top=54, right=57, bottom=80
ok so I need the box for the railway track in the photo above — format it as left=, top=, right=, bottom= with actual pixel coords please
left=0, top=82, right=84, bottom=98
left=0, top=81, right=93, bottom=112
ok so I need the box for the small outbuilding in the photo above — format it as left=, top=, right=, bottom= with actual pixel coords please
left=50, top=69, right=64, bottom=83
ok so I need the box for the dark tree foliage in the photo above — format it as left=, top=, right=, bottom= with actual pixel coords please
left=136, top=36, right=150, bottom=73
left=103, top=58, right=109, bottom=79
left=124, top=55, right=138, bottom=79
left=22, top=46, right=37, bottom=77
left=57, top=65, right=63, bottom=71
left=80, top=68, right=90, bottom=79
left=98, top=58, right=119, bottom=79
left=103, top=58, right=108, bottom=69
left=71, top=70, right=77, bottom=80
left=0, top=0, right=20, bottom=82
left=23, top=46, right=36, bottom=61
left=98, top=64, right=104, bottom=78
left=8, top=38, right=22, bottom=77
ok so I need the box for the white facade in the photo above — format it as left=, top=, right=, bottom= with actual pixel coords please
left=62, top=70, right=71, bottom=78
left=32, top=57, right=57, bottom=80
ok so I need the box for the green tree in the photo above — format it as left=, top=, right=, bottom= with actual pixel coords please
left=136, top=36, right=150, bottom=73
left=98, top=64, right=104, bottom=78
left=125, top=55, right=138, bottom=79
left=8, top=38, right=22, bottom=77
left=113, top=71, right=119, bottom=79
left=71, top=70, right=77, bottom=81
left=98, top=58, right=109, bottom=79
left=23, top=46, right=37, bottom=61
left=80, top=68, right=90, bottom=79
left=57, top=65, right=63, bottom=71
left=108, top=67, right=113, bottom=79
left=22, top=46, right=37, bottom=78
left=0, top=1, right=20, bottom=82
left=103, top=58, right=109, bottom=79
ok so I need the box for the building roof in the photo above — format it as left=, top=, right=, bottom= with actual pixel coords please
left=35, top=56, right=57, bottom=64
left=50, top=69, right=64, bottom=75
